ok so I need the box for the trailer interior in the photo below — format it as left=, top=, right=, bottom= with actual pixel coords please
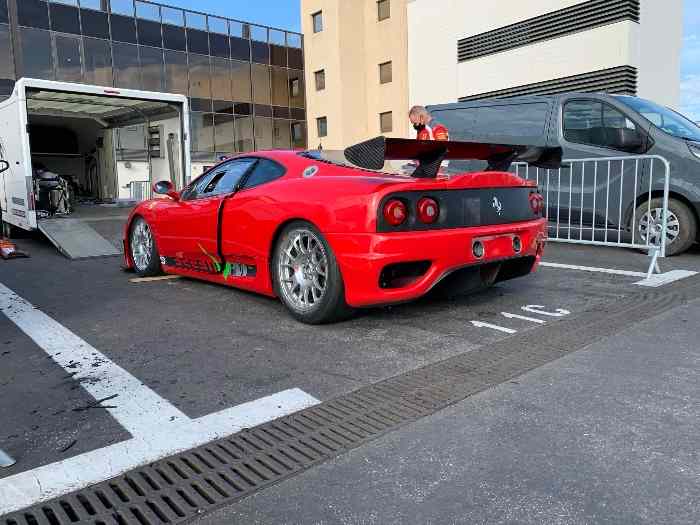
left=24, top=88, right=184, bottom=258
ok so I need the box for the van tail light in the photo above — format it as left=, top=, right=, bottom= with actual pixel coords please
left=383, top=199, right=408, bottom=226
left=417, top=197, right=439, bottom=224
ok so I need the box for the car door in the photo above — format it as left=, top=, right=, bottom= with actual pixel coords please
left=555, top=97, right=650, bottom=241
left=158, top=158, right=257, bottom=271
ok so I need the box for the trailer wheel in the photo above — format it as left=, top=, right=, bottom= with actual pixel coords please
left=130, top=217, right=162, bottom=276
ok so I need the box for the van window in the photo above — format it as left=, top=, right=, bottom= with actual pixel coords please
left=432, top=102, right=549, bottom=143
left=563, top=100, right=640, bottom=150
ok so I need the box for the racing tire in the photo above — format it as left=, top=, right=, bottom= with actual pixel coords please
left=632, top=198, right=696, bottom=256
left=272, top=221, right=353, bottom=324
left=129, top=217, right=162, bottom=277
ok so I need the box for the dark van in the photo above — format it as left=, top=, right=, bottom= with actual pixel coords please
left=429, top=94, right=700, bottom=255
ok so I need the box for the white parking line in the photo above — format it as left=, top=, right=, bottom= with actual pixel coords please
left=0, top=282, right=320, bottom=514
left=540, top=261, right=697, bottom=287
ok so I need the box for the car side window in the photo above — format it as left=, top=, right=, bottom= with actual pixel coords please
left=180, top=170, right=219, bottom=201
left=563, top=100, right=641, bottom=151
left=242, top=158, right=286, bottom=189
left=208, top=158, right=258, bottom=196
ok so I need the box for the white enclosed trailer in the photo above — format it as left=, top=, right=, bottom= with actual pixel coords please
left=0, top=78, right=191, bottom=258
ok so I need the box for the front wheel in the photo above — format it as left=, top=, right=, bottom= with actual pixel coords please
left=633, top=198, right=697, bottom=256
left=129, top=217, right=162, bottom=276
left=272, top=221, right=353, bottom=324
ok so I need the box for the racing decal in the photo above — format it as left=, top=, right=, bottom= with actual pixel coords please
left=303, top=165, right=319, bottom=178
left=161, top=244, right=256, bottom=279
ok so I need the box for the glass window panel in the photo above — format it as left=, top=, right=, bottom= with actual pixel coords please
left=269, top=30, right=285, bottom=45
left=83, top=37, right=113, bottom=86
left=229, top=21, right=244, bottom=38
left=379, top=61, right=392, bottom=84
left=287, top=33, right=301, bottom=48
left=187, top=28, right=209, bottom=55
left=135, top=1, right=159, bottom=21
left=271, top=67, right=289, bottom=107
left=288, top=47, right=303, bottom=70
left=230, top=36, right=250, bottom=61
left=243, top=158, right=285, bottom=188
left=234, top=102, right=251, bottom=116
left=251, top=41, right=269, bottom=64
left=110, top=0, right=134, bottom=16
left=270, top=44, right=286, bottom=67
left=250, top=25, right=267, bottom=42
left=54, top=34, right=83, bottom=82
left=251, top=64, right=270, bottom=105
left=378, top=0, right=390, bottom=21
left=210, top=158, right=257, bottom=195
left=254, top=117, right=272, bottom=150
left=312, top=12, right=322, bottom=33
left=111, top=14, right=137, bottom=43
left=18, top=0, right=49, bottom=29
left=563, top=101, right=603, bottom=146
left=231, top=60, right=251, bottom=102
left=290, top=108, right=305, bottom=121
left=191, top=112, right=214, bottom=152
left=163, top=24, right=186, bottom=51
left=164, top=50, right=187, bottom=95
left=272, top=119, right=291, bottom=149
left=78, top=0, right=107, bottom=10
left=314, top=69, right=324, bottom=91
left=380, top=111, right=393, bottom=133
left=190, top=97, right=211, bottom=112
left=254, top=104, right=272, bottom=117
left=235, top=116, right=254, bottom=151
left=212, top=100, right=233, bottom=113
left=0, top=0, right=7, bottom=24
left=208, top=17, right=227, bottom=35
left=288, top=69, right=304, bottom=108
left=316, top=116, right=327, bottom=137
left=291, top=121, right=306, bottom=149
left=113, top=41, right=140, bottom=89
left=210, top=33, right=230, bottom=58
left=50, top=3, right=80, bottom=34
left=241, top=23, right=251, bottom=40
left=161, top=7, right=183, bottom=26
left=137, top=19, right=162, bottom=47
left=214, top=113, right=235, bottom=152
left=185, top=12, right=206, bottom=29
left=211, top=57, right=232, bottom=101
left=0, top=24, right=15, bottom=89
left=80, top=8, right=109, bottom=39
left=188, top=53, right=211, bottom=99
left=273, top=106, right=290, bottom=119
left=139, top=45, right=163, bottom=91
left=18, top=27, right=53, bottom=79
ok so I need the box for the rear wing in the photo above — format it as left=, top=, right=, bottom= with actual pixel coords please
left=344, top=136, right=562, bottom=179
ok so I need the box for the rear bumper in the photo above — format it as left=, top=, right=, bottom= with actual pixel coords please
left=328, top=219, right=546, bottom=307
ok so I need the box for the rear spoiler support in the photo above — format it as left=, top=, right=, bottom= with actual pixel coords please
left=344, top=136, right=562, bottom=178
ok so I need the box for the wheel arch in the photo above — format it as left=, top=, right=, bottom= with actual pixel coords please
left=267, top=217, right=324, bottom=292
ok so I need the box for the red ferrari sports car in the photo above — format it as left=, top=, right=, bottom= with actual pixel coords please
left=123, top=137, right=558, bottom=324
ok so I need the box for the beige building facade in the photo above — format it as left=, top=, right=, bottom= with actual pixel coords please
left=301, top=0, right=409, bottom=149
left=302, top=0, right=683, bottom=150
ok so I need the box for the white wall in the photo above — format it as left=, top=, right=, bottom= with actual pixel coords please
left=407, top=0, right=683, bottom=109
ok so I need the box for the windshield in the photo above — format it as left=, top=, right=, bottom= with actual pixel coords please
left=615, top=95, right=700, bottom=142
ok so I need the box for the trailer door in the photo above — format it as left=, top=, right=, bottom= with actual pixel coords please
left=0, top=94, right=35, bottom=230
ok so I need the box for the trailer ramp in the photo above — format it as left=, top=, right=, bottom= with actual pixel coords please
left=38, top=217, right=121, bottom=259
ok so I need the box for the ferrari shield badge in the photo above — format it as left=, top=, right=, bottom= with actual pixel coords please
left=303, top=165, right=319, bottom=178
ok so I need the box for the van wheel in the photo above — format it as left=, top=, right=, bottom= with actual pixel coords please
left=633, top=198, right=696, bottom=256
left=129, top=217, right=162, bottom=276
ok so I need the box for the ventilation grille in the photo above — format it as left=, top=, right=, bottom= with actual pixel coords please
left=458, top=66, right=637, bottom=101
left=457, top=0, right=640, bottom=63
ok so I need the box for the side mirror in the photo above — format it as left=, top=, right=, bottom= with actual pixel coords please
left=153, top=180, right=180, bottom=201
left=607, top=127, right=645, bottom=152
left=0, top=160, right=9, bottom=173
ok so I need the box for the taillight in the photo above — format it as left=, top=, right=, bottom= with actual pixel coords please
left=417, top=197, right=439, bottom=224
left=529, top=192, right=544, bottom=216
left=383, top=199, right=408, bottom=226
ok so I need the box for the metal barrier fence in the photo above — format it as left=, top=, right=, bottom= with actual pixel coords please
left=128, top=180, right=152, bottom=201
left=512, top=155, right=671, bottom=277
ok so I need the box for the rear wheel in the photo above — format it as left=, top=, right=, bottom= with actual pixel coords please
left=129, top=217, right=162, bottom=276
left=633, top=198, right=696, bottom=256
left=272, top=221, right=353, bottom=324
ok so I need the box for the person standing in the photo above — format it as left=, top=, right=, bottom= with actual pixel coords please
left=409, top=106, right=449, bottom=141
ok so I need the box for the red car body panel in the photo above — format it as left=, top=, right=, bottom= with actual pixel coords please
left=123, top=150, right=546, bottom=307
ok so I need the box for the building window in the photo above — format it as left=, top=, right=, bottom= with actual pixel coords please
left=380, top=111, right=393, bottom=133
left=378, top=0, right=390, bottom=21
left=314, top=69, right=325, bottom=91
left=379, top=61, right=392, bottom=84
left=317, top=116, right=328, bottom=137
left=312, top=11, right=323, bottom=33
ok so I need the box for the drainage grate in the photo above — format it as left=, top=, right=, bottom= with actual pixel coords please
left=4, top=278, right=699, bottom=524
